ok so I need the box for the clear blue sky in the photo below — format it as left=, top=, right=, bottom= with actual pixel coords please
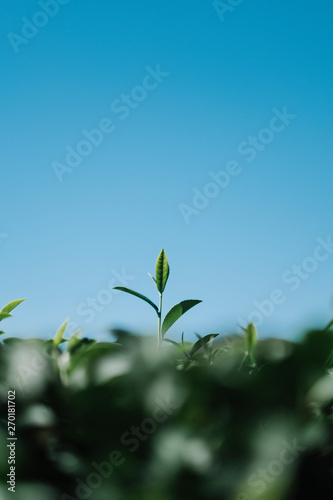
left=1, top=0, right=333, bottom=341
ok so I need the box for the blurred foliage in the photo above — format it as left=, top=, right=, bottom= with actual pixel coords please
left=1, top=322, right=333, bottom=499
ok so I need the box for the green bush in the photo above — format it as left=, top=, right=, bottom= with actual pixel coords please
left=1, top=254, right=333, bottom=499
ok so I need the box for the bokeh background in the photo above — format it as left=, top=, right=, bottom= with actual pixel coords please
left=1, top=0, right=333, bottom=341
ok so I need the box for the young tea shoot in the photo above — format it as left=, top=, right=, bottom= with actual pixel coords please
left=0, top=298, right=25, bottom=337
left=114, top=249, right=202, bottom=347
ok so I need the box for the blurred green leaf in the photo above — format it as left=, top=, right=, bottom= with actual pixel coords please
left=1, top=298, right=25, bottom=314
left=0, top=312, right=12, bottom=323
left=54, top=319, right=69, bottom=347
left=244, top=322, right=257, bottom=354
left=190, top=333, right=219, bottom=357
left=324, top=317, right=333, bottom=331
left=163, top=338, right=181, bottom=348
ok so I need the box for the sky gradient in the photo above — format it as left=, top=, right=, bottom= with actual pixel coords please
left=1, top=0, right=333, bottom=342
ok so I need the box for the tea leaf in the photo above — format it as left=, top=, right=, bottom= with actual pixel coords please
left=54, top=319, right=69, bottom=347
left=324, top=317, right=333, bottom=331
left=113, top=287, right=159, bottom=314
left=163, top=338, right=181, bottom=348
left=162, top=299, right=202, bottom=337
left=190, top=334, right=219, bottom=357
left=0, top=312, right=12, bottom=322
left=148, top=273, right=157, bottom=285
left=244, top=322, right=257, bottom=354
left=1, top=298, right=25, bottom=314
left=155, top=249, right=169, bottom=294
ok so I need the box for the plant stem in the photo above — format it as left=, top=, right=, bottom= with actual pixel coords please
left=157, top=292, right=162, bottom=348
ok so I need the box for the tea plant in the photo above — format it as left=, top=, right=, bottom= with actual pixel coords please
left=114, top=249, right=202, bottom=348
left=2, top=257, right=333, bottom=499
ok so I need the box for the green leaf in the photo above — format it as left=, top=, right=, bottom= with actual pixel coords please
left=155, top=249, right=169, bottom=294
left=243, top=322, right=257, bottom=354
left=0, top=312, right=12, bottom=322
left=113, top=287, right=159, bottom=314
left=163, top=338, right=181, bottom=348
left=324, top=318, right=333, bottom=331
left=162, top=299, right=202, bottom=337
left=148, top=273, right=157, bottom=285
left=67, top=329, right=82, bottom=350
left=1, top=298, right=25, bottom=314
left=2, top=337, right=22, bottom=345
left=190, top=334, right=219, bottom=357
left=54, top=319, right=69, bottom=347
